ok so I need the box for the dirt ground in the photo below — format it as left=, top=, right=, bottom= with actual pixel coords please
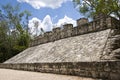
left=0, top=69, right=99, bottom=80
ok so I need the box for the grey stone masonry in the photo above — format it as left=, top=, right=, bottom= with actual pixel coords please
left=29, top=16, right=118, bottom=47
left=77, top=18, right=88, bottom=25
left=101, top=17, right=120, bottom=60
left=0, top=61, right=120, bottom=80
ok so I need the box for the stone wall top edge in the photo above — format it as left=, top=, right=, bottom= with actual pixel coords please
left=2, top=60, right=120, bottom=65
left=35, top=16, right=113, bottom=37
left=30, top=16, right=119, bottom=47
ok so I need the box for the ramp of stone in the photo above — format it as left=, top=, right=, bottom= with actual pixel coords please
left=0, top=69, right=97, bottom=80
left=5, top=29, right=111, bottom=63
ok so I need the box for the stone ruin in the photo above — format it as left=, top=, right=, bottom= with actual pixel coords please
left=4, top=14, right=120, bottom=63
left=0, top=15, right=120, bottom=80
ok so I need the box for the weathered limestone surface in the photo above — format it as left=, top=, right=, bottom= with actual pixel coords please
left=5, top=29, right=110, bottom=63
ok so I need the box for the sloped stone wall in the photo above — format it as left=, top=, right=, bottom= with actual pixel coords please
left=5, top=29, right=111, bottom=63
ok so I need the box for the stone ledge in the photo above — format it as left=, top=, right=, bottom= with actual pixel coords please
left=0, top=61, right=120, bottom=80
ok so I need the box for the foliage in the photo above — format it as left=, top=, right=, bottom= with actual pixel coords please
left=0, top=4, right=31, bottom=63
left=73, top=0, right=120, bottom=20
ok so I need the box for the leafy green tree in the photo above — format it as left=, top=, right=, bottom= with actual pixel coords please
left=0, top=4, right=31, bottom=62
left=73, top=0, right=120, bottom=20
left=0, top=21, right=9, bottom=62
left=23, top=10, right=32, bottom=33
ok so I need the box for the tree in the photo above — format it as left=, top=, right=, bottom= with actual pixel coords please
left=73, top=0, right=120, bottom=20
left=23, top=10, right=31, bottom=33
left=0, top=21, right=9, bottom=62
left=0, top=4, right=31, bottom=62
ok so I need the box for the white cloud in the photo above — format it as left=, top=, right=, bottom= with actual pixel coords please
left=28, top=17, right=42, bottom=36
left=28, top=15, right=76, bottom=36
left=41, top=15, right=53, bottom=31
left=56, top=15, right=77, bottom=27
left=17, top=0, right=71, bottom=9
left=28, top=15, right=53, bottom=36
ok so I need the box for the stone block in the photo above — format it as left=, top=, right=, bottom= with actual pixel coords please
left=104, top=63, right=111, bottom=72
left=86, top=71, right=92, bottom=77
left=63, top=24, right=73, bottom=30
left=91, top=71, right=98, bottom=78
left=79, top=69, right=86, bottom=76
left=110, top=72, right=120, bottom=80
left=99, top=72, right=109, bottom=79
left=72, top=27, right=78, bottom=36
left=77, top=18, right=88, bottom=26
left=53, top=27, right=61, bottom=32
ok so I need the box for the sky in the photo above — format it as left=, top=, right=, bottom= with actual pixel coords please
left=0, top=0, right=83, bottom=36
